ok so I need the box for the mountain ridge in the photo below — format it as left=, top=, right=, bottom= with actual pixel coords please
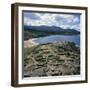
left=24, top=25, right=80, bottom=33
left=24, top=25, right=80, bottom=40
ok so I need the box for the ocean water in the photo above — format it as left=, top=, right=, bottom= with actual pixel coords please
left=32, top=35, right=80, bottom=46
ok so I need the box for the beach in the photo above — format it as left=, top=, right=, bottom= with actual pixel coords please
left=24, top=38, right=39, bottom=48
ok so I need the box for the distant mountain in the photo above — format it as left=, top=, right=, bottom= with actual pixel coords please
left=24, top=25, right=80, bottom=40
left=24, top=25, right=80, bottom=34
left=24, top=25, right=63, bottom=31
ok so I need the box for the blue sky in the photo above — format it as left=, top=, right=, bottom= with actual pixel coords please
left=23, top=12, right=80, bottom=31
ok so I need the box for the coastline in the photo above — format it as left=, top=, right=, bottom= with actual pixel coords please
left=24, top=38, right=39, bottom=48
left=24, top=35, right=80, bottom=48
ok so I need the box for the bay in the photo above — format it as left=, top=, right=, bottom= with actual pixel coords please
left=31, top=35, right=80, bottom=46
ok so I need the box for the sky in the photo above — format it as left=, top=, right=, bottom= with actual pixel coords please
left=23, top=12, right=80, bottom=31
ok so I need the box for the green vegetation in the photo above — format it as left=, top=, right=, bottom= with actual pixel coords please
left=24, top=29, right=80, bottom=40
left=24, top=29, right=50, bottom=40
left=24, top=41, right=80, bottom=77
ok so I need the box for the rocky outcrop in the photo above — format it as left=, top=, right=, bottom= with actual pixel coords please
left=24, top=41, right=80, bottom=77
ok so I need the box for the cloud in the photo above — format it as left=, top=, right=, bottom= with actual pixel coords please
left=71, top=24, right=80, bottom=31
left=24, top=12, right=80, bottom=31
left=24, top=12, right=41, bottom=20
left=55, top=14, right=80, bottom=25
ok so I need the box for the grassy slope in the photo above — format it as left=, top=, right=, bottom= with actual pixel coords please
left=24, top=41, right=80, bottom=77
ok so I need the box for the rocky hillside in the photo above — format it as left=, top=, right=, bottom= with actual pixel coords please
left=24, top=41, right=80, bottom=77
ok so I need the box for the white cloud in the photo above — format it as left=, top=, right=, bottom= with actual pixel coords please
left=71, top=24, right=80, bottom=31
left=24, top=12, right=80, bottom=30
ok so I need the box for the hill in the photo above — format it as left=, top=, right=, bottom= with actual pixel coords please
left=24, top=41, right=80, bottom=77
left=24, top=25, right=80, bottom=40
